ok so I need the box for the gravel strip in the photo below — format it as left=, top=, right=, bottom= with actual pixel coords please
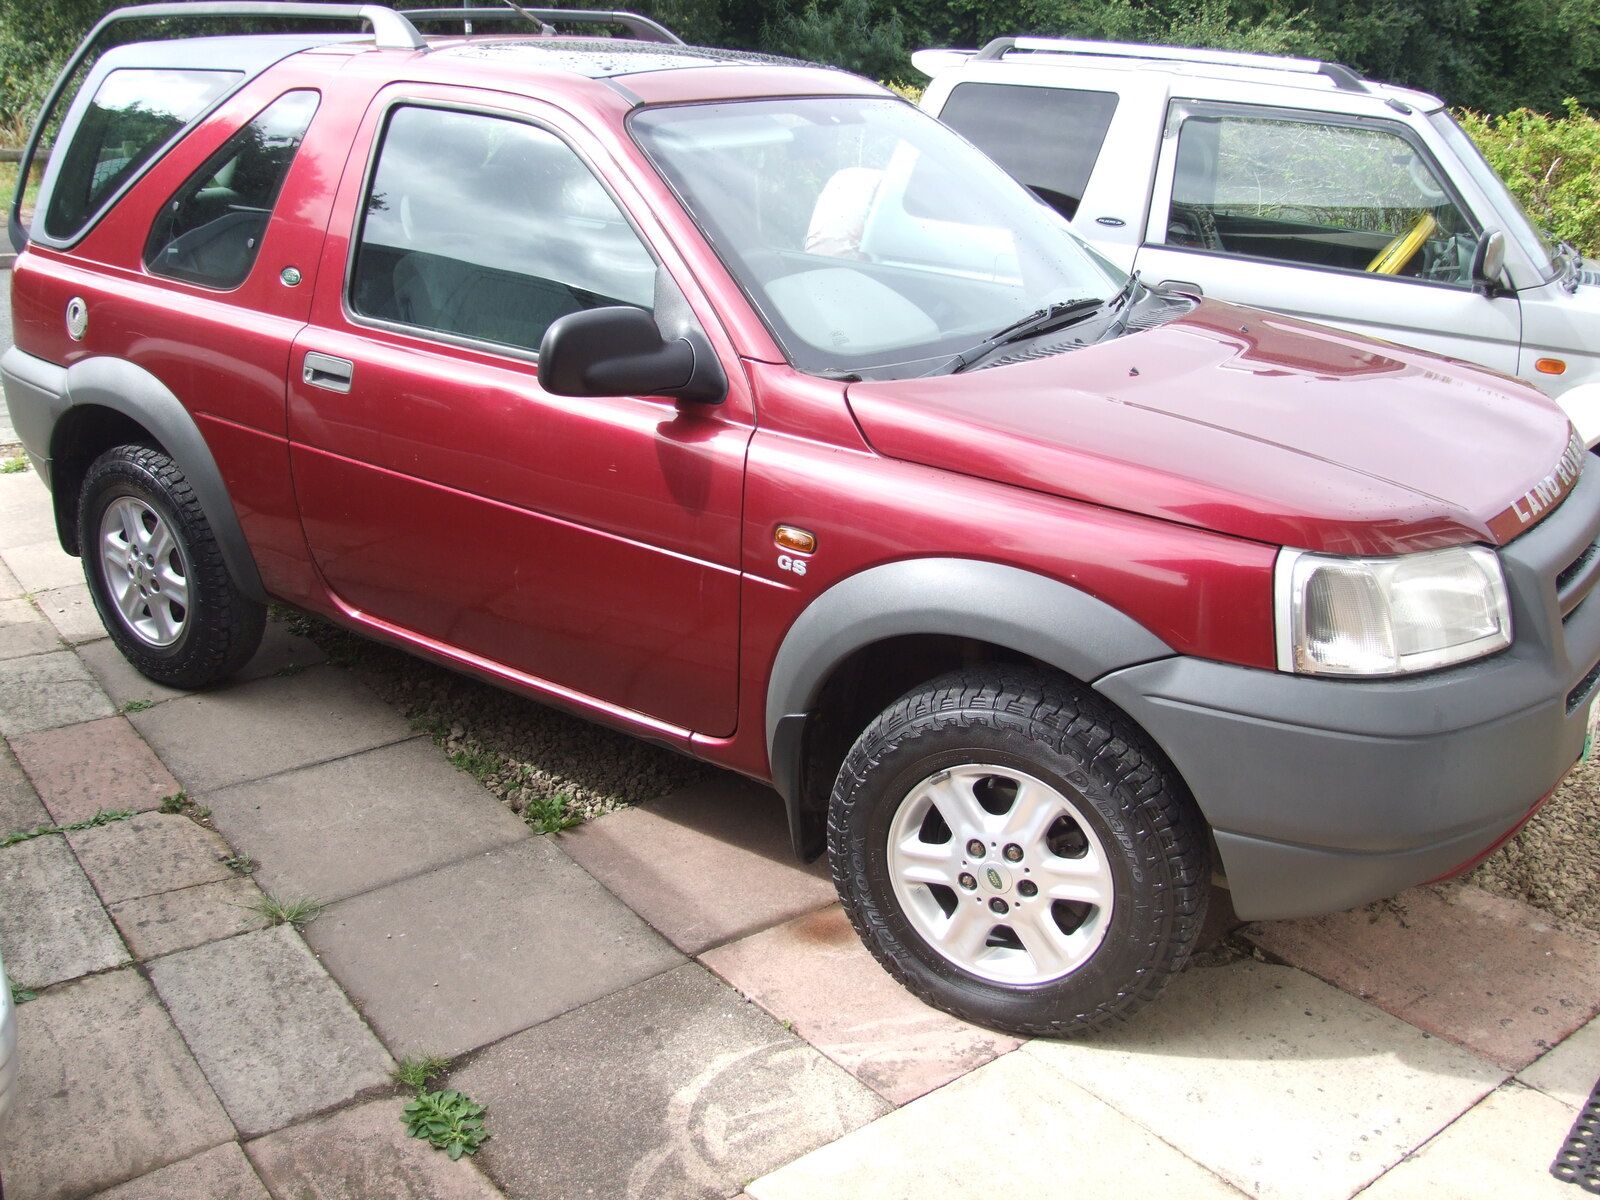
left=1471, top=756, right=1600, bottom=933
left=276, top=610, right=710, bottom=826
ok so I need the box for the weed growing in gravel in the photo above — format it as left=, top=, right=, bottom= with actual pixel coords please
left=1, top=808, right=134, bottom=847
left=0, top=456, right=27, bottom=474
left=8, top=984, right=36, bottom=1005
left=394, top=1054, right=451, bottom=1092
left=159, top=791, right=188, bottom=814
left=119, top=699, right=154, bottom=713
left=402, top=1089, right=489, bottom=1160
left=221, top=853, right=255, bottom=875
left=448, top=745, right=499, bottom=782
left=523, top=793, right=580, bottom=835
left=251, top=893, right=325, bottom=928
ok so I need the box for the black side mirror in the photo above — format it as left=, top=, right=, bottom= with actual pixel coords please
left=538, top=306, right=725, bottom=404
left=1471, top=229, right=1507, bottom=293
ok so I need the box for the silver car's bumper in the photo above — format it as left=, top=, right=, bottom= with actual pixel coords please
left=0, top=951, right=17, bottom=1132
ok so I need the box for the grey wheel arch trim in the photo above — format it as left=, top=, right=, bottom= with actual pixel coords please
left=4, top=349, right=267, bottom=603
left=764, top=557, right=1175, bottom=804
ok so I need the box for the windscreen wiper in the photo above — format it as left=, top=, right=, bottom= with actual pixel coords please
left=949, top=278, right=1140, bottom=374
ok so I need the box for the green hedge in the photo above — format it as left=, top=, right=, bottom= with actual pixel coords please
left=1458, top=99, right=1600, bottom=258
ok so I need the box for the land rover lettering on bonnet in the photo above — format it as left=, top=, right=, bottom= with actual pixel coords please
left=6, top=4, right=1599, bottom=1035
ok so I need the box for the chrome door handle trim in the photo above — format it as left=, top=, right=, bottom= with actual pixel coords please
left=302, top=352, right=354, bottom=394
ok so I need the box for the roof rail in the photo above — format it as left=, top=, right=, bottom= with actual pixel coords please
left=9, top=3, right=427, bottom=252
left=972, top=35, right=1368, bottom=92
left=401, top=7, right=683, bottom=45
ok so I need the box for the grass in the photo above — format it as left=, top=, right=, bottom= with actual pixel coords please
left=394, top=1054, right=451, bottom=1092
left=402, top=1089, right=490, bottom=1160
left=250, top=893, right=325, bottom=928
left=221, top=853, right=255, bottom=875
left=119, top=698, right=154, bottom=713
left=1, top=808, right=134, bottom=847
left=9, top=984, right=36, bottom=1005
left=447, top=745, right=499, bottom=783
left=159, top=790, right=210, bottom=819
left=523, top=793, right=580, bottom=835
left=0, top=455, right=27, bottom=474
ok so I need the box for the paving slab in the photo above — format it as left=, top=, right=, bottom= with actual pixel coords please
left=0, top=595, right=60, bottom=660
left=453, top=962, right=888, bottom=1200
left=1361, top=1082, right=1579, bottom=1198
left=702, top=904, right=1019, bottom=1105
left=0, top=741, right=49, bottom=837
left=68, top=810, right=237, bottom=904
left=89, top=1142, right=270, bottom=1200
left=3, top=537, right=83, bottom=592
left=148, top=925, right=395, bottom=1137
left=0, top=494, right=58, bottom=553
left=307, top=838, right=682, bottom=1058
left=747, top=1050, right=1241, bottom=1200
left=110, top=873, right=272, bottom=960
left=0, top=969, right=234, bottom=1200
left=35, top=580, right=108, bottom=643
left=128, top=665, right=412, bottom=791
left=207, top=737, right=529, bottom=905
left=244, top=1098, right=506, bottom=1199
left=1022, top=960, right=1505, bottom=1200
left=558, top=773, right=835, bottom=954
left=1246, top=884, right=1600, bottom=1070
left=11, top=714, right=181, bottom=823
left=0, top=834, right=128, bottom=987
left=0, top=648, right=116, bottom=736
left=1521, top=1011, right=1600, bottom=1110
left=78, top=620, right=325, bottom=709
left=0, top=558, right=21, bottom=598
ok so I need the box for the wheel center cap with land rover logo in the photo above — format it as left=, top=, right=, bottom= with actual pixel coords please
left=984, top=864, right=1011, bottom=893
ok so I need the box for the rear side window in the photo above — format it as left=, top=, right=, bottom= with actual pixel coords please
left=43, top=68, right=240, bottom=242
left=145, top=90, right=320, bottom=289
left=349, top=106, right=656, bottom=355
left=938, top=83, right=1118, bottom=220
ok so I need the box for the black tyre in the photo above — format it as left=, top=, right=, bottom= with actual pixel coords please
left=78, top=444, right=265, bottom=689
left=828, top=667, right=1209, bottom=1036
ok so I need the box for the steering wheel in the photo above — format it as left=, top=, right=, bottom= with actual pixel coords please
left=1367, top=213, right=1437, bottom=275
left=1167, top=203, right=1223, bottom=251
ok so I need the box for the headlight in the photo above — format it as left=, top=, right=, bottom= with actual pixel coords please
left=1275, top=545, right=1512, bottom=676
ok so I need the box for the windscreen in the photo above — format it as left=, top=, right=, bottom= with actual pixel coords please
left=632, top=97, right=1120, bottom=378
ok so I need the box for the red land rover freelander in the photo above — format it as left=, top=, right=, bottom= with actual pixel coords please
left=6, top=4, right=1599, bottom=1035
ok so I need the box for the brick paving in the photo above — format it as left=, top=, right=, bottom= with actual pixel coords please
left=0, top=462, right=1597, bottom=1198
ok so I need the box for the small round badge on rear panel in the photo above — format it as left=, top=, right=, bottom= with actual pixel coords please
left=65, top=297, right=88, bottom=341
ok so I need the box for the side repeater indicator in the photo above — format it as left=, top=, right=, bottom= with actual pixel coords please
left=775, top=526, right=816, bottom=554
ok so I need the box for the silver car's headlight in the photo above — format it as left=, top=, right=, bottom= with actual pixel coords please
left=1275, top=545, right=1512, bottom=676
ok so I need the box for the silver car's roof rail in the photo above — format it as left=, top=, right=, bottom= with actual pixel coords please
left=9, top=2, right=431, bottom=252
left=402, top=8, right=684, bottom=45
left=971, top=35, right=1369, bottom=93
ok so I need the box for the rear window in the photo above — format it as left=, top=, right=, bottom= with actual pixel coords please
left=939, top=82, right=1118, bottom=221
left=43, top=68, right=240, bottom=242
left=145, top=90, right=320, bottom=289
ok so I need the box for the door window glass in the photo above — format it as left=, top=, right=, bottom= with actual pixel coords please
left=350, top=106, right=656, bottom=354
left=938, top=82, right=1118, bottom=221
left=1168, top=113, right=1478, bottom=285
left=44, top=68, right=240, bottom=241
left=145, top=90, right=319, bottom=289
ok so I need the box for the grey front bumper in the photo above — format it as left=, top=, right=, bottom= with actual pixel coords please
left=1097, top=465, right=1600, bottom=921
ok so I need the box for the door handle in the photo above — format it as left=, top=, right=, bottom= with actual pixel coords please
left=302, top=352, right=354, bottom=393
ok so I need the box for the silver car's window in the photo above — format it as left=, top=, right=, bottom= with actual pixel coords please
left=350, top=106, right=656, bottom=355
left=1167, top=113, right=1478, bottom=286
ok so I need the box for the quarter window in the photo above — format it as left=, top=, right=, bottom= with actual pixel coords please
left=1167, top=113, right=1478, bottom=285
left=350, top=106, right=656, bottom=354
left=44, top=68, right=240, bottom=241
left=145, top=90, right=319, bottom=289
left=938, top=83, right=1118, bottom=221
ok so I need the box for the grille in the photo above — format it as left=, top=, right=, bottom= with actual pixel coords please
left=1565, top=657, right=1600, bottom=714
left=1558, top=535, right=1600, bottom=620
left=1551, top=1076, right=1600, bottom=1193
